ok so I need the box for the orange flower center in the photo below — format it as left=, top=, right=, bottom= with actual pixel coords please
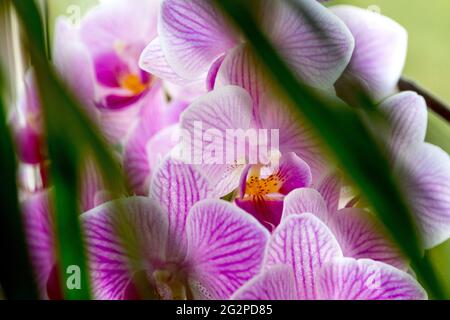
left=246, top=174, right=283, bottom=197
left=120, top=74, right=149, bottom=95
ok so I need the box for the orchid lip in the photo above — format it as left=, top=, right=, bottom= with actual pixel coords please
left=153, top=269, right=187, bottom=300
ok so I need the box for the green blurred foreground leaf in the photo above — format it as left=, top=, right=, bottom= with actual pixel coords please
left=0, top=67, right=39, bottom=300
left=12, top=0, right=125, bottom=299
left=215, top=0, right=447, bottom=299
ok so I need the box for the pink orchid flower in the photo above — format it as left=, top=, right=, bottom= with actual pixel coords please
left=53, top=0, right=163, bottom=142
left=235, top=152, right=312, bottom=231
left=83, top=197, right=268, bottom=300
left=180, top=85, right=325, bottom=196
left=282, top=188, right=406, bottom=270
left=232, top=214, right=427, bottom=300
left=84, top=158, right=268, bottom=300
left=22, top=159, right=269, bottom=300
left=380, top=92, right=450, bottom=249
left=140, top=0, right=354, bottom=95
left=331, top=5, right=408, bottom=101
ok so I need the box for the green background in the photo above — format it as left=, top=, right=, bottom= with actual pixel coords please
left=330, top=0, right=450, bottom=103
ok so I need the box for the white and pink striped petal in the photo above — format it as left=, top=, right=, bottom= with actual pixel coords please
left=319, top=258, right=427, bottom=300
left=150, top=158, right=214, bottom=258
left=231, top=265, right=297, bottom=300
left=159, top=0, right=238, bottom=80
left=82, top=197, right=167, bottom=300
left=332, top=5, right=408, bottom=100
left=186, top=200, right=269, bottom=299
left=265, top=214, right=343, bottom=299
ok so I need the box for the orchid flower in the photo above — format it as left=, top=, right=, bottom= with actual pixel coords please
left=140, top=0, right=354, bottom=95
left=180, top=85, right=326, bottom=197
left=235, top=152, right=312, bottom=231
left=235, top=152, right=344, bottom=232
left=53, top=0, right=163, bottom=142
left=21, top=159, right=269, bottom=300
left=82, top=158, right=269, bottom=300
left=147, top=1, right=353, bottom=197
left=331, top=5, right=408, bottom=101
left=282, top=188, right=406, bottom=270
left=232, top=214, right=426, bottom=300
left=380, top=92, right=450, bottom=249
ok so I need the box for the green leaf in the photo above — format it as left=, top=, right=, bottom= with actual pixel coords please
left=215, top=0, right=447, bottom=299
left=0, top=67, right=39, bottom=300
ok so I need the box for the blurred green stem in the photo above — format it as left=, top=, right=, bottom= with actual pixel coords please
left=398, top=78, right=450, bottom=122
left=0, top=69, right=39, bottom=299
left=13, top=0, right=92, bottom=299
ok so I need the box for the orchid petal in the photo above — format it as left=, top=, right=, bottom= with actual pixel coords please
left=204, top=164, right=249, bottom=198
left=231, top=265, right=297, bottom=300
left=180, top=86, right=254, bottom=196
left=22, top=192, right=55, bottom=298
left=92, top=51, right=127, bottom=88
left=277, top=152, right=312, bottom=195
left=80, top=159, right=106, bottom=212
left=186, top=200, right=270, bottom=299
left=236, top=196, right=284, bottom=232
left=124, top=91, right=183, bottom=195
left=315, top=172, right=341, bottom=213
left=206, top=55, right=226, bottom=91
left=150, top=158, right=213, bottom=258
left=100, top=93, right=146, bottom=111
left=98, top=100, right=142, bottom=144
left=282, top=188, right=329, bottom=223
left=332, top=5, right=408, bottom=100
left=15, top=126, right=43, bottom=165
left=159, top=0, right=238, bottom=80
left=332, top=208, right=407, bottom=270
left=216, top=44, right=267, bottom=111
left=53, top=18, right=96, bottom=111
left=139, top=38, right=187, bottom=85
left=82, top=197, right=167, bottom=300
left=379, top=91, right=428, bottom=152
left=181, top=86, right=254, bottom=161
left=262, top=0, right=354, bottom=89
left=146, top=125, right=182, bottom=175
left=266, top=214, right=343, bottom=299
left=258, top=93, right=326, bottom=181
left=398, top=143, right=450, bottom=249
left=80, top=0, right=158, bottom=55
left=320, top=258, right=427, bottom=300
